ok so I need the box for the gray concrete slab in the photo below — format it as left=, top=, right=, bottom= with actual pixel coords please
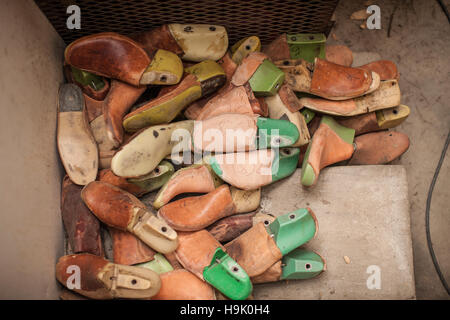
left=252, top=166, right=415, bottom=300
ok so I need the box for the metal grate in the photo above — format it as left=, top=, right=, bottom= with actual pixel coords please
left=34, top=0, right=338, bottom=46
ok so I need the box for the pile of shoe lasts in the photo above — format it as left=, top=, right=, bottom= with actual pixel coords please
left=56, top=25, right=409, bottom=300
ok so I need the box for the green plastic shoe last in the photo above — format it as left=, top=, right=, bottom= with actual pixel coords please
left=266, top=208, right=317, bottom=255
left=300, top=143, right=316, bottom=187
left=203, top=248, right=252, bottom=300
left=286, top=33, right=326, bottom=63
left=300, top=108, right=316, bottom=124
left=256, top=117, right=300, bottom=149
left=127, top=160, right=175, bottom=193
left=248, top=59, right=285, bottom=97
left=271, top=147, right=300, bottom=183
left=70, top=66, right=105, bottom=90
left=281, top=249, right=325, bottom=280
left=135, top=253, right=174, bottom=274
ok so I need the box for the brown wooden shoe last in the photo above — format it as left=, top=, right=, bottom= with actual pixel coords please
left=154, top=165, right=217, bottom=209
left=158, top=185, right=236, bottom=231
left=151, top=269, right=216, bottom=300
left=196, top=85, right=255, bottom=120
left=251, top=261, right=283, bottom=284
left=56, top=254, right=111, bottom=299
left=163, top=252, right=184, bottom=270
left=349, top=131, right=410, bottom=165
left=207, top=212, right=273, bottom=243
left=65, top=32, right=150, bottom=87
left=184, top=103, right=203, bottom=120
left=175, top=230, right=225, bottom=280
left=224, top=222, right=282, bottom=277
left=325, top=45, right=353, bottom=67
left=61, top=176, right=103, bottom=256
left=336, top=112, right=381, bottom=136
left=218, top=51, right=239, bottom=81
left=277, top=58, right=380, bottom=100
left=299, top=80, right=401, bottom=116
left=243, top=83, right=267, bottom=116
left=82, top=181, right=178, bottom=254
left=262, top=33, right=290, bottom=61
left=310, top=58, right=374, bottom=99
left=59, top=288, right=89, bottom=300
left=103, top=80, right=146, bottom=146
left=109, top=228, right=156, bottom=266
left=130, top=24, right=184, bottom=57
left=81, top=181, right=145, bottom=230
left=359, top=60, right=399, bottom=80
left=97, top=169, right=146, bottom=196
left=193, top=114, right=259, bottom=153
left=56, top=253, right=161, bottom=299
left=84, top=94, right=104, bottom=123
left=336, top=105, right=409, bottom=136
left=278, top=84, right=303, bottom=112
left=207, top=212, right=255, bottom=243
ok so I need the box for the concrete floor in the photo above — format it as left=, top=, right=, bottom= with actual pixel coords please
left=2, top=0, right=446, bottom=300
left=328, top=0, right=450, bottom=299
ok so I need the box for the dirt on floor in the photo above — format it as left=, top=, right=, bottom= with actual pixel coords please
left=328, top=0, right=450, bottom=299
